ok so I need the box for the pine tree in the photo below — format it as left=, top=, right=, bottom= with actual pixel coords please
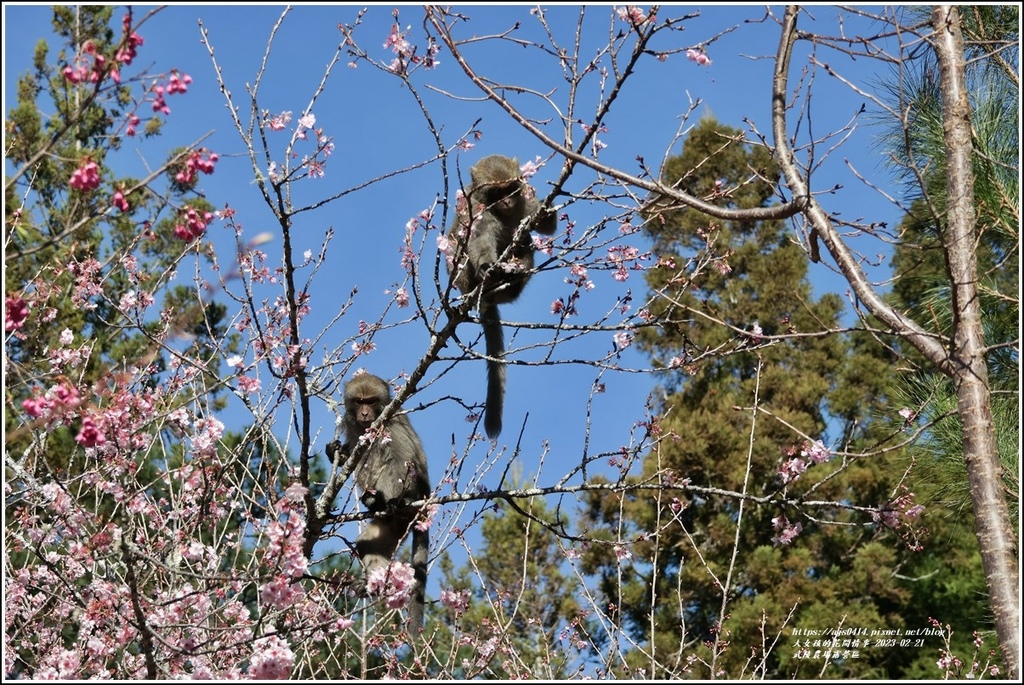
left=869, top=7, right=1019, bottom=673
left=578, top=117, right=959, bottom=678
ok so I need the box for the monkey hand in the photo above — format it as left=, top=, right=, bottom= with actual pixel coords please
left=476, top=260, right=496, bottom=283
left=480, top=261, right=516, bottom=290
left=388, top=496, right=415, bottom=514
left=386, top=494, right=423, bottom=516
left=536, top=204, right=556, bottom=221
left=530, top=203, right=558, bottom=236
left=326, top=440, right=344, bottom=461
left=360, top=490, right=385, bottom=512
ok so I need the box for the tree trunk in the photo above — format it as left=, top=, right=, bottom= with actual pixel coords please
left=931, top=6, right=1020, bottom=677
left=772, top=6, right=1019, bottom=676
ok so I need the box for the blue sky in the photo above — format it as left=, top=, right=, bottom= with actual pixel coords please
left=4, top=4, right=904, bottom=566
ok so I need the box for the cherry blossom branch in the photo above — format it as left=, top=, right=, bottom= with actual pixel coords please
left=425, top=6, right=806, bottom=223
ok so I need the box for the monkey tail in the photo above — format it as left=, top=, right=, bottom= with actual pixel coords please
left=409, top=527, right=428, bottom=632
left=481, top=304, right=505, bottom=439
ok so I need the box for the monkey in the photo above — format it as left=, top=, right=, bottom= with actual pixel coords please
left=326, top=372, right=430, bottom=631
left=444, top=154, right=558, bottom=439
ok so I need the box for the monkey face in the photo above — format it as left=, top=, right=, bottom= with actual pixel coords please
left=484, top=182, right=523, bottom=217
left=348, top=395, right=382, bottom=428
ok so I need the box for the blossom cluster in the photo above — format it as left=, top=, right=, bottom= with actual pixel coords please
left=872, top=485, right=927, bottom=551
left=605, top=244, right=648, bottom=282
left=248, top=634, right=296, bottom=680
left=21, top=381, right=82, bottom=421
left=686, top=47, right=712, bottom=66
left=116, top=12, right=145, bottom=65
left=440, top=588, right=471, bottom=616
left=616, top=6, right=653, bottom=26
left=401, top=206, right=435, bottom=273
left=552, top=263, right=594, bottom=317
left=62, top=40, right=114, bottom=85
left=125, top=114, right=141, bottom=137
left=69, top=160, right=102, bottom=192
left=5, top=296, right=29, bottom=332
left=61, top=12, right=144, bottom=86
left=173, top=205, right=216, bottom=241
left=366, top=561, right=418, bottom=610
left=260, top=484, right=310, bottom=610
left=174, top=148, right=219, bottom=187
left=149, top=71, right=193, bottom=115
left=771, top=514, right=803, bottom=546
left=112, top=189, right=130, bottom=212
left=383, top=20, right=440, bottom=75
left=264, top=111, right=334, bottom=181
left=778, top=439, right=832, bottom=484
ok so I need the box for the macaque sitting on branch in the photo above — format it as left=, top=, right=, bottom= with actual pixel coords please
left=326, top=372, right=430, bottom=631
left=444, top=154, right=558, bottom=439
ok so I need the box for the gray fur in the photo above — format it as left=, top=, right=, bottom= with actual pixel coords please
left=328, top=373, right=429, bottom=632
left=446, top=154, right=557, bottom=439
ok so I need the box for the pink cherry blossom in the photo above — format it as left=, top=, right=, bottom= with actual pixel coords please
left=75, top=416, right=107, bottom=448
left=771, top=515, right=803, bottom=545
left=112, top=190, right=130, bottom=212
left=414, top=503, right=439, bottom=532
left=191, top=417, right=225, bottom=456
left=616, top=6, right=650, bottom=25
left=778, top=457, right=807, bottom=484
left=440, top=588, right=471, bottom=614
left=49, top=382, right=81, bottom=409
left=906, top=504, right=926, bottom=518
left=267, top=111, right=292, bottom=131
left=686, top=47, right=712, bottom=66
left=800, top=439, right=831, bottom=464
left=173, top=205, right=215, bottom=241
left=116, top=13, right=144, bottom=65
left=384, top=24, right=411, bottom=56
left=237, top=375, right=261, bottom=394
left=151, top=85, right=171, bottom=115
left=248, top=635, right=295, bottom=680
left=166, top=70, right=192, bottom=94
left=22, top=395, right=50, bottom=419
left=5, top=296, right=29, bottom=331
left=366, top=561, right=416, bottom=610
left=62, top=64, right=89, bottom=83
left=69, top=160, right=101, bottom=192
left=519, top=157, right=543, bottom=178
left=175, top=149, right=218, bottom=186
